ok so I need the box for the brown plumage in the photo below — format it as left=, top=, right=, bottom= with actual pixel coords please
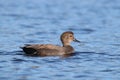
left=21, top=31, right=80, bottom=56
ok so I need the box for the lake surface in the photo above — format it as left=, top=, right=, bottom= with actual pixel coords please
left=0, top=0, right=120, bottom=80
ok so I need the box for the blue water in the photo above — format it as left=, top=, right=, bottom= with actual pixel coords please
left=0, top=0, right=120, bottom=80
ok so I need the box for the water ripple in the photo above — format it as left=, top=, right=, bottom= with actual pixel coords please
left=1, top=0, right=120, bottom=80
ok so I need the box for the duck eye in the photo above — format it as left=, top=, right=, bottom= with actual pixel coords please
left=69, top=35, right=72, bottom=37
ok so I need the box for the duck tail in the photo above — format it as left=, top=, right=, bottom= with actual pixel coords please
left=20, top=44, right=31, bottom=49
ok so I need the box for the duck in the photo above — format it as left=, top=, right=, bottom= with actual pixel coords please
left=20, top=31, right=80, bottom=56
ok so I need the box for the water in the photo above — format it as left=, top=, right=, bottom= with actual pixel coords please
left=0, top=0, right=120, bottom=80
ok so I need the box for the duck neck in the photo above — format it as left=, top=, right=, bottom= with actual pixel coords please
left=62, top=42, right=70, bottom=47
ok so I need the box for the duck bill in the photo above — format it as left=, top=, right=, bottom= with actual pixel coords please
left=73, top=38, right=80, bottom=43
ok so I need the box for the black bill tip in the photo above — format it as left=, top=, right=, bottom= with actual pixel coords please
left=73, top=39, right=80, bottom=43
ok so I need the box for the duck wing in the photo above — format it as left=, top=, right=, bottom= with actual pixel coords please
left=21, top=44, right=65, bottom=56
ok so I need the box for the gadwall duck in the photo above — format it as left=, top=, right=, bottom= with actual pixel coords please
left=21, top=31, right=80, bottom=56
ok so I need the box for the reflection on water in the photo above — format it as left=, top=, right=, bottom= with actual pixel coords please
left=0, top=0, right=120, bottom=80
